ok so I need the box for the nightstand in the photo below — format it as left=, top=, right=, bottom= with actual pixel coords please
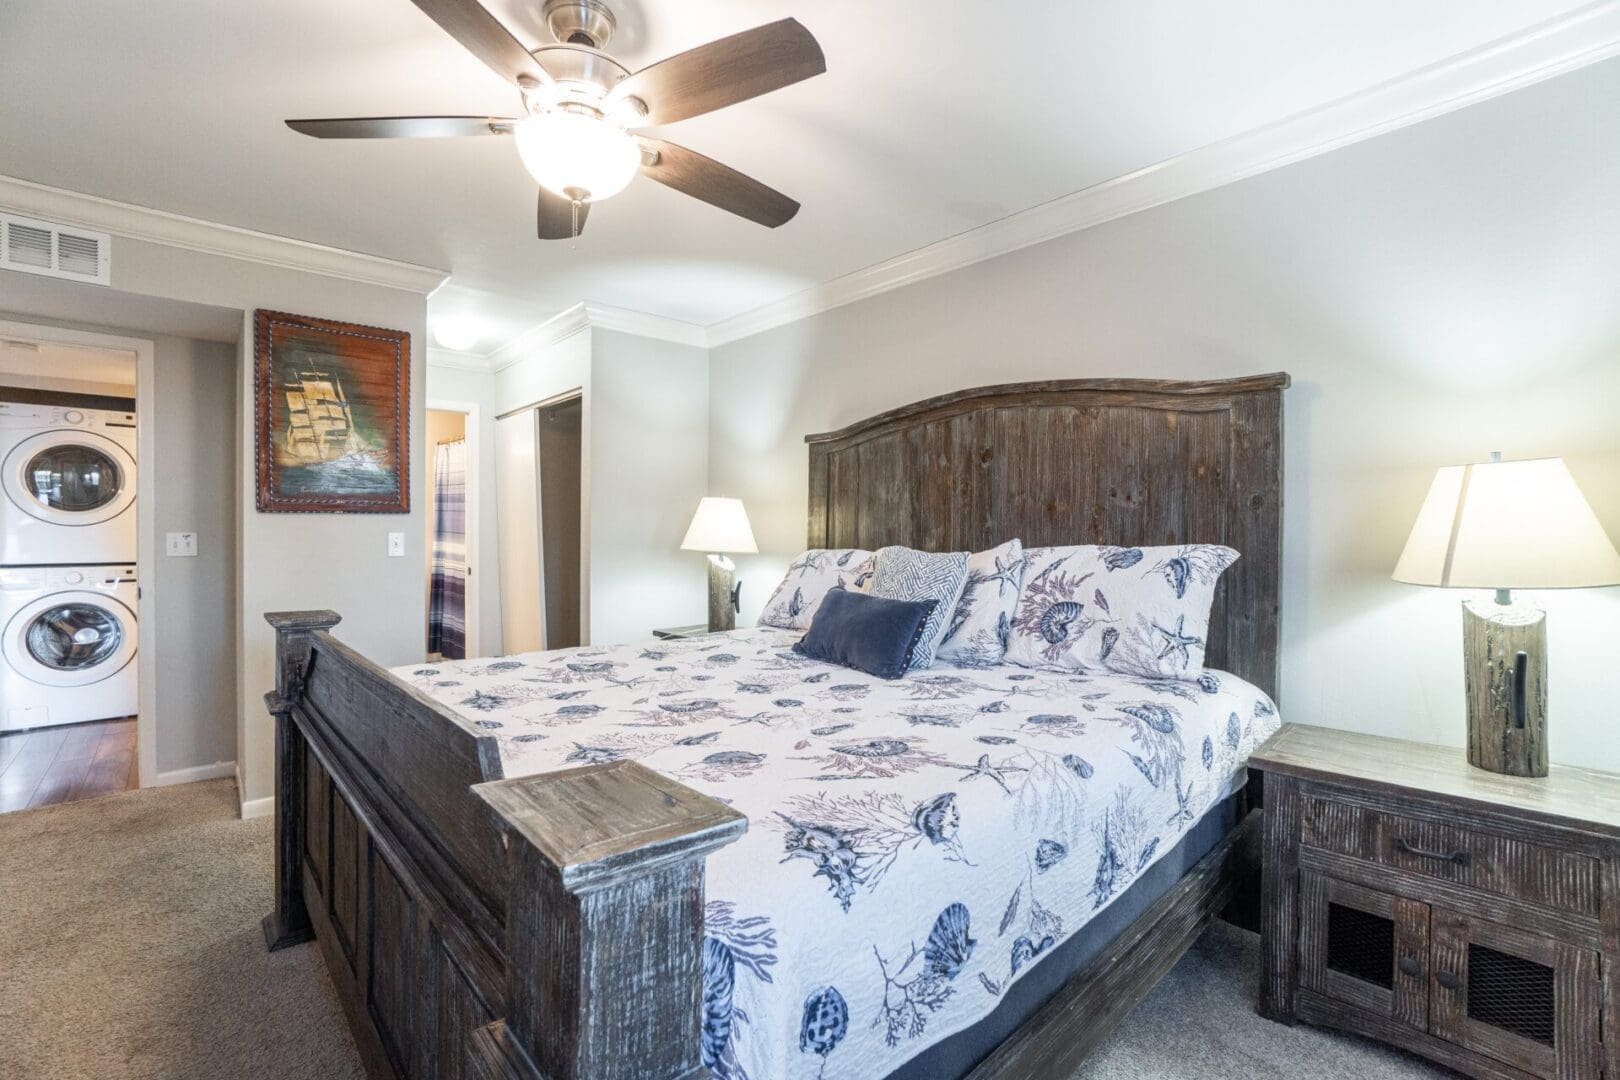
left=651, top=624, right=713, bottom=641
left=1253, top=723, right=1620, bottom=1079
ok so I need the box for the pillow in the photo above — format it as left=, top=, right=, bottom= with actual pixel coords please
left=935, top=539, right=1026, bottom=667
left=758, top=549, right=875, bottom=630
left=1004, top=544, right=1240, bottom=680
left=871, top=546, right=970, bottom=670
left=792, top=588, right=939, bottom=680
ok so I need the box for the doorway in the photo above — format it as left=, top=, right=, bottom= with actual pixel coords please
left=536, top=396, right=582, bottom=649
left=0, top=326, right=144, bottom=811
left=495, top=392, right=582, bottom=653
left=425, top=401, right=480, bottom=659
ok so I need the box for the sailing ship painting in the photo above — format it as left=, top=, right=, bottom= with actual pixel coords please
left=255, top=310, right=410, bottom=513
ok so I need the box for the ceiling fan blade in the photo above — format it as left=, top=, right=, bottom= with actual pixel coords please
left=638, top=138, right=799, bottom=228
left=607, top=18, right=824, bottom=128
left=406, top=0, right=553, bottom=88
left=285, top=116, right=516, bottom=139
left=538, top=187, right=588, bottom=240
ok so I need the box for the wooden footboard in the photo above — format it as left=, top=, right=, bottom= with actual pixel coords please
left=262, top=611, right=746, bottom=1080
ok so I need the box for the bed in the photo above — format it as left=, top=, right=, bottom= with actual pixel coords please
left=261, top=373, right=1288, bottom=1080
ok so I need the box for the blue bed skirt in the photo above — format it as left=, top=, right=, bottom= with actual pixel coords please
left=890, top=786, right=1249, bottom=1079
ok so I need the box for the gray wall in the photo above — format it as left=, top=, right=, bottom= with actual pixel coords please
left=709, top=57, right=1620, bottom=770
left=152, top=333, right=237, bottom=771
left=480, top=327, right=711, bottom=647
left=587, top=329, right=709, bottom=644
left=0, top=311, right=238, bottom=775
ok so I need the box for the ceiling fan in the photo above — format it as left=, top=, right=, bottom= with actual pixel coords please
left=286, top=0, right=824, bottom=240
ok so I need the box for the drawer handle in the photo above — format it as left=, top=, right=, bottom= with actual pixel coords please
left=1436, top=970, right=1461, bottom=991
left=1394, top=836, right=1471, bottom=867
left=1398, top=956, right=1422, bottom=979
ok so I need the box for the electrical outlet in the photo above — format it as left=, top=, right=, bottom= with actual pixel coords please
left=387, top=531, right=405, bottom=557
left=165, top=531, right=198, bottom=557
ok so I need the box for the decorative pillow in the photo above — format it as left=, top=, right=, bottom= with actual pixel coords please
left=758, top=549, right=875, bottom=630
left=871, top=546, right=970, bottom=670
left=935, top=539, right=1026, bottom=667
left=792, top=588, right=939, bottom=680
left=1004, top=544, right=1240, bottom=679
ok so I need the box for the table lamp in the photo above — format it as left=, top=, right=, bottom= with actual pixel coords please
left=681, top=497, right=758, bottom=632
left=1393, top=454, right=1620, bottom=777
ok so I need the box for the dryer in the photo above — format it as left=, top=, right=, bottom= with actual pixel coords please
left=1, top=564, right=138, bottom=732
left=0, top=401, right=137, bottom=565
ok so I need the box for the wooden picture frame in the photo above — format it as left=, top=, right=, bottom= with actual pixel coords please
left=254, top=309, right=410, bottom=513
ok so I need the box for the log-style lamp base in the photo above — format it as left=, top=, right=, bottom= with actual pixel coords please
left=1462, top=596, right=1548, bottom=778
left=706, top=554, right=738, bottom=633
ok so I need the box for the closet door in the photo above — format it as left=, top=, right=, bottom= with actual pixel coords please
left=495, top=410, right=544, bottom=653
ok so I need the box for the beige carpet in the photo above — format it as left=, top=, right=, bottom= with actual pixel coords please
left=0, top=779, right=364, bottom=1080
left=0, top=779, right=1444, bottom=1079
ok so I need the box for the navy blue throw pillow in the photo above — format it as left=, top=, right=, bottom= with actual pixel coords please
left=792, top=587, right=939, bottom=680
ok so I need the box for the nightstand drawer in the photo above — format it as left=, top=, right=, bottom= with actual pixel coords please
left=1301, top=793, right=1601, bottom=918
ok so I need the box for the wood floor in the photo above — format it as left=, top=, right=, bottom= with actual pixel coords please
left=0, top=718, right=137, bottom=814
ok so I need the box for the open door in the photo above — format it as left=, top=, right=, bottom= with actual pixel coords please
left=495, top=394, right=582, bottom=653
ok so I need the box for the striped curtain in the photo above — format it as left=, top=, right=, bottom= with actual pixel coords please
left=428, top=438, right=467, bottom=659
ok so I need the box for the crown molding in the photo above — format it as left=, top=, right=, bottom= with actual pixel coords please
left=425, top=347, right=494, bottom=374
left=704, top=1, right=1620, bottom=346
left=582, top=302, right=708, bottom=348
left=488, top=303, right=593, bottom=372
left=431, top=301, right=709, bottom=374
left=0, top=174, right=449, bottom=295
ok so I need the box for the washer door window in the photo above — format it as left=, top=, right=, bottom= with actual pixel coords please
left=4, top=591, right=136, bottom=687
left=2, top=430, right=136, bottom=527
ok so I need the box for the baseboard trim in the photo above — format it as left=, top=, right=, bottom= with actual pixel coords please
left=240, top=794, right=274, bottom=820
left=151, top=761, right=237, bottom=787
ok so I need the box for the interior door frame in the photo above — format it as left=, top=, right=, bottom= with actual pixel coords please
left=425, top=396, right=481, bottom=658
left=532, top=390, right=585, bottom=649
left=0, top=318, right=157, bottom=786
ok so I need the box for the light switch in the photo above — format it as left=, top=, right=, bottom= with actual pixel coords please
left=387, top=531, right=405, bottom=557
left=165, top=532, right=198, bottom=557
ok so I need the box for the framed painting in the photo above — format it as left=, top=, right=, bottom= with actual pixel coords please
left=254, top=310, right=410, bottom=513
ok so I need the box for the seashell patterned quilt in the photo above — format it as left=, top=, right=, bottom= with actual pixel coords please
left=397, top=625, right=1279, bottom=1079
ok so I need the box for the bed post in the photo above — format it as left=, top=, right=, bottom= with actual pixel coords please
left=468, top=761, right=747, bottom=1080
left=261, top=609, right=342, bottom=952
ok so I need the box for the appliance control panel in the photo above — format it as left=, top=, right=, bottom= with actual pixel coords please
left=0, top=402, right=136, bottom=430
left=0, top=565, right=135, bottom=590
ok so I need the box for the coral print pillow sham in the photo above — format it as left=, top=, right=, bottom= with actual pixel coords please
left=934, top=539, right=1026, bottom=667
left=1004, top=544, right=1239, bottom=680
left=758, top=549, right=876, bottom=630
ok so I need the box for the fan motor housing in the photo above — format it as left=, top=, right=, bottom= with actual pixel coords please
left=544, top=0, right=616, bottom=49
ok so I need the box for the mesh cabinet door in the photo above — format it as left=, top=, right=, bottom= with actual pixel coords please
left=1298, top=872, right=1430, bottom=1031
left=1430, top=910, right=1600, bottom=1078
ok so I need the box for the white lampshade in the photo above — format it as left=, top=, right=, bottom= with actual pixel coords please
left=513, top=112, right=640, bottom=202
left=681, top=497, right=757, bottom=554
left=1393, top=457, right=1620, bottom=589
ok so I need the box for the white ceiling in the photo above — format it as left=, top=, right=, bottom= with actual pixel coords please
left=0, top=341, right=137, bottom=387
left=0, top=0, right=1598, bottom=352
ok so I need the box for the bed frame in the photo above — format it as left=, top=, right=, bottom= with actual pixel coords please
left=263, top=373, right=1288, bottom=1080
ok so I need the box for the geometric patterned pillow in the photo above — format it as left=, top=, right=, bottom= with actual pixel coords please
left=871, top=546, right=970, bottom=670
left=1004, top=543, right=1240, bottom=680
left=934, top=539, right=1025, bottom=667
left=758, top=549, right=875, bottom=631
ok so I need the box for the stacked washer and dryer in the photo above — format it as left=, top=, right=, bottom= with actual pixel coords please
left=0, top=401, right=139, bottom=733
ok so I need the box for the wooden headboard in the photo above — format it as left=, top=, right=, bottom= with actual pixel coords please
left=804, top=374, right=1288, bottom=699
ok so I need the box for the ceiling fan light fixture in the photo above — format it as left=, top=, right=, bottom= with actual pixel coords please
left=514, top=111, right=640, bottom=202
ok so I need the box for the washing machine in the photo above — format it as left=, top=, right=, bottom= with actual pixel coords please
left=1, top=564, right=138, bottom=732
left=0, top=401, right=137, bottom=565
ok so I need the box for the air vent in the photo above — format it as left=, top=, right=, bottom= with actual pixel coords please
left=0, top=213, right=111, bottom=285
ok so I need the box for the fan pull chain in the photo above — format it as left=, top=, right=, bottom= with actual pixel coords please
left=571, top=198, right=581, bottom=249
